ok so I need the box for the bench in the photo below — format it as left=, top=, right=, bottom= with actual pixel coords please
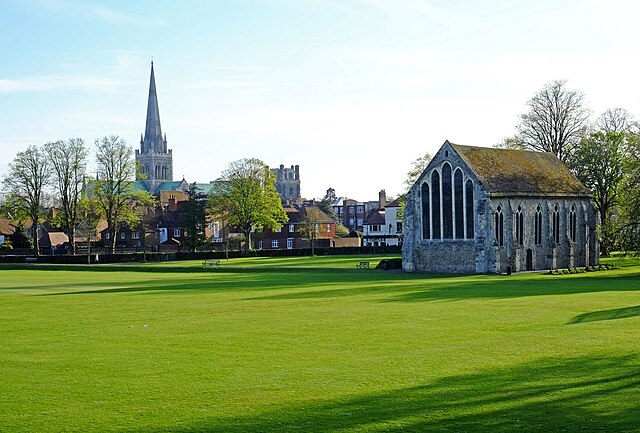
left=356, top=261, right=370, bottom=269
left=202, top=259, right=220, bottom=269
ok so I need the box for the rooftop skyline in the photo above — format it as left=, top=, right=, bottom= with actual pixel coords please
left=2, top=0, right=640, bottom=200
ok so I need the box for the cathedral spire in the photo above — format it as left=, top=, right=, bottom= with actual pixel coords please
left=143, top=61, right=163, bottom=153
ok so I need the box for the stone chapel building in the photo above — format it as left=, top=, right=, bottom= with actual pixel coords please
left=402, top=140, right=599, bottom=273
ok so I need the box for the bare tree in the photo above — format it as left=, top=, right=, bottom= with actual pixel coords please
left=94, top=136, right=136, bottom=254
left=596, top=108, right=636, bottom=133
left=517, top=80, right=590, bottom=162
left=2, top=145, right=50, bottom=255
left=298, top=206, right=329, bottom=256
left=45, top=138, right=88, bottom=254
left=404, top=152, right=432, bottom=191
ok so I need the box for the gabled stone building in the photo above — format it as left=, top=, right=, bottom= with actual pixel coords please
left=402, top=140, right=599, bottom=273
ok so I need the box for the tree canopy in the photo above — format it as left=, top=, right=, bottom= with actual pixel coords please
left=209, top=158, right=287, bottom=253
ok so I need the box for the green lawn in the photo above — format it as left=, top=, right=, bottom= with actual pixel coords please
left=1, top=255, right=639, bottom=432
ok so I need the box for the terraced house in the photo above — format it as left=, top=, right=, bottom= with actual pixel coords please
left=402, top=140, right=599, bottom=273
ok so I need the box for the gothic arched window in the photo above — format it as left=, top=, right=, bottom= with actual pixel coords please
left=442, top=164, right=453, bottom=239
left=421, top=183, right=430, bottom=239
left=454, top=169, right=464, bottom=239
left=431, top=171, right=441, bottom=239
left=465, top=179, right=474, bottom=239
left=534, top=205, right=542, bottom=245
left=495, top=205, right=504, bottom=246
left=515, top=205, right=524, bottom=246
left=569, top=204, right=577, bottom=242
left=552, top=204, right=560, bottom=244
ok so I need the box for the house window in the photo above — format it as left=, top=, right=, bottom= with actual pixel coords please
left=120, top=232, right=126, bottom=240
left=289, top=224, right=295, bottom=233
left=495, top=205, right=504, bottom=246
left=274, top=225, right=282, bottom=233
left=258, top=240, right=263, bottom=250
left=371, top=224, right=380, bottom=232
left=287, top=238, right=294, bottom=249
left=357, top=206, right=363, bottom=213
left=326, top=224, right=331, bottom=232
left=552, top=205, right=560, bottom=244
left=569, top=205, right=577, bottom=242
left=132, top=231, right=140, bottom=240
left=349, top=206, right=355, bottom=213
left=431, top=171, right=441, bottom=239
left=442, top=163, right=453, bottom=239
left=535, top=205, right=543, bottom=245
left=272, top=239, right=279, bottom=249
left=357, top=218, right=363, bottom=227
left=454, top=169, right=464, bottom=239
left=421, top=182, right=430, bottom=239
left=396, top=222, right=403, bottom=233
left=349, top=218, right=355, bottom=226
left=174, top=228, right=181, bottom=238
left=465, top=179, right=474, bottom=239
left=515, top=206, right=524, bottom=246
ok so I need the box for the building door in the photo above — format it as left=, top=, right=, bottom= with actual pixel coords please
left=526, top=249, right=533, bottom=271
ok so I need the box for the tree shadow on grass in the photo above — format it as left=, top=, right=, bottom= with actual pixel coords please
left=568, top=305, right=640, bottom=324
left=121, top=355, right=640, bottom=433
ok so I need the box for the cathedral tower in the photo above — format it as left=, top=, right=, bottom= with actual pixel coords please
left=135, top=61, right=173, bottom=193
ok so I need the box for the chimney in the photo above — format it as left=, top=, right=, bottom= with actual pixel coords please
left=379, top=189, right=387, bottom=208
left=168, top=195, right=177, bottom=212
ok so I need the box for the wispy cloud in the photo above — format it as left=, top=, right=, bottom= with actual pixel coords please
left=0, top=75, right=125, bottom=93
left=35, top=0, right=165, bottom=27
left=186, top=80, right=277, bottom=95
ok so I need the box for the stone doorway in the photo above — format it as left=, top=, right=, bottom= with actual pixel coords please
left=526, top=249, right=533, bottom=271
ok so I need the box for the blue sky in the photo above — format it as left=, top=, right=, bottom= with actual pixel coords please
left=2, top=0, right=640, bottom=200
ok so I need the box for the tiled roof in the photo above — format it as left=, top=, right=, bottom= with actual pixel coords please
left=385, top=198, right=402, bottom=208
left=451, top=143, right=591, bottom=196
left=363, top=210, right=385, bottom=225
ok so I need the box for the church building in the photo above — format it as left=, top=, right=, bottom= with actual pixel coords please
left=402, top=140, right=599, bottom=273
left=135, top=61, right=173, bottom=195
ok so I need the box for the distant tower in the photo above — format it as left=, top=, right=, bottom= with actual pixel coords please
left=270, top=164, right=301, bottom=201
left=135, top=61, right=173, bottom=193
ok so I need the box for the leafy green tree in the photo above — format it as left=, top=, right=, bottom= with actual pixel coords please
left=516, top=80, right=590, bottom=162
left=45, top=138, right=88, bottom=254
left=93, top=136, right=136, bottom=254
left=404, top=152, right=432, bottom=191
left=2, top=145, right=51, bottom=255
left=11, top=221, right=33, bottom=249
left=209, top=158, right=287, bottom=253
left=181, top=183, right=208, bottom=253
left=617, top=133, right=640, bottom=253
left=570, top=131, right=626, bottom=254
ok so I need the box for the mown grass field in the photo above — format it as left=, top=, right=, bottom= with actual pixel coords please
left=1, top=255, right=639, bottom=432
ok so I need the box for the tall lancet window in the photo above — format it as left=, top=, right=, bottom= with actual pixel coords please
left=535, top=205, right=543, bottom=245
left=454, top=169, right=464, bottom=239
left=569, top=204, right=577, bottom=242
left=515, top=205, right=524, bottom=246
left=465, top=180, right=474, bottom=239
left=421, top=183, right=430, bottom=239
left=553, top=205, right=560, bottom=244
left=431, top=171, right=441, bottom=239
left=442, top=163, right=453, bottom=239
left=495, top=205, right=504, bottom=246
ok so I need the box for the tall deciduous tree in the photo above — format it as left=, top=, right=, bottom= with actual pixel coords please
left=126, top=190, right=157, bottom=261
left=517, top=80, right=590, bottom=162
left=2, top=145, right=50, bottom=255
left=209, top=158, right=287, bottom=253
left=570, top=131, right=626, bottom=254
left=181, top=183, right=208, bottom=253
left=45, top=138, right=88, bottom=254
left=94, top=135, right=136, bottom=254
